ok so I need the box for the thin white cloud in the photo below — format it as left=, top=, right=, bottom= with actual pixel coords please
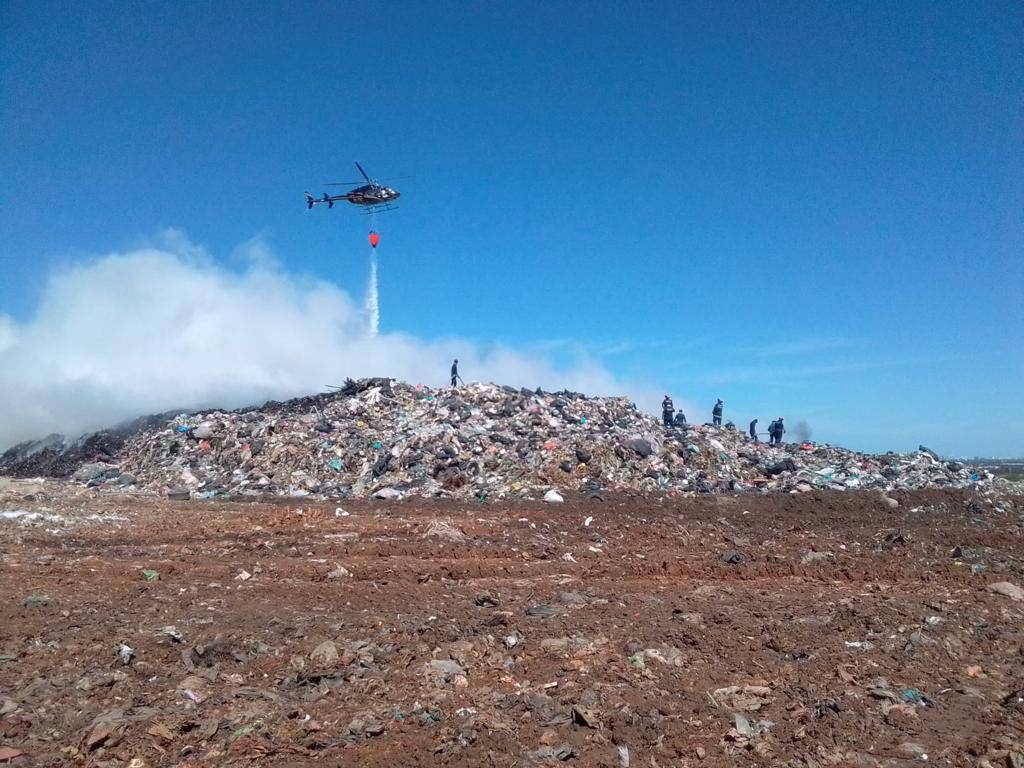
left=736, top=337, right=860, bottom=358
left=0, top=233, right=669, bottom=450
left=697, top=358, right=937, bottom=386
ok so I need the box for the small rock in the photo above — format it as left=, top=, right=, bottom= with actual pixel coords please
left=372, top=487, right=402, bottom=500
left=572, top=706, right=601, bottom=728
left=801, top=551, right=834, bottom=565
left=899, top=742, right=928, bottom=760
left=146, top=723, right=174, bottom=743
left=988, top=581, right=1024, bottom=601
left=326, top=564, right=352, bottom=579
left=428, top=659, right=466, bottom=681
left=544, top=489, right=564, bottom=503
left=85, top=724, right=115, bottom=751
left=540, top=637, right=569, bottom=652
left=310, top=640, right=339, bottom=665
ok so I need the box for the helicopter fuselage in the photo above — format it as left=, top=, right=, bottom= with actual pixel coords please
left=343, top=184, right=400, bottom=205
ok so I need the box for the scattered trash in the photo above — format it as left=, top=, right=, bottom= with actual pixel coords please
left=711, top=685, right=773, bottom=711
left=141, top=569, right=159, bottom=582
left=235, top=569, right=252, bottom=581
left=116, top=644, right=135, bottom=665
left=544, top=490, right=565, bottom=503
left=900, top=688, right=930, bottom=707
left=156, top=625, right=183, bottom=643
left=844, top=640, right=875, bottom=651
left=525, top=604, right=559, bottom=618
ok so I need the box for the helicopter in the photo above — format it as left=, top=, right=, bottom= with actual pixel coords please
left=305, top=162, right=404, bottom=213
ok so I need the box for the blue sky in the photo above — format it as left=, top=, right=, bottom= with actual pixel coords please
left=1, top=1, right=1022, bottom=456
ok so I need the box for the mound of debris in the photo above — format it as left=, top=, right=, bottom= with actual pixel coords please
left=0, top=412, right=180, bottom=479
left=44, top=378, right=985, bottom=501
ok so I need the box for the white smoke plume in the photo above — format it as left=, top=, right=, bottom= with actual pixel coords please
left=366, top=251, right=379, bottom=338
left=0, top=232, right=656, bottom=449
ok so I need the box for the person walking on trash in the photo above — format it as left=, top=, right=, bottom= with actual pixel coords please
left=712, top=399, right=724, bottom=426
left=450, top=359, right=461, bottom=387
left=749, top=419, right=758, bottom=444
left=662, top=395, right=675, bottom=426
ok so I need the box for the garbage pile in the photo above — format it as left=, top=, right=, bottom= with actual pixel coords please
left=83, top=378, right=990, bottom=500
left=0, top=412, right=179, bottom=479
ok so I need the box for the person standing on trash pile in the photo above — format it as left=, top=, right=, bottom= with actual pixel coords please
left=662, top=395, right=675, bottom=426
left=749, top=419, right=759, bottom=444
left=450, top=359, right=459, bottom=387
left=712, top=399, right=723, bottom=426
left=769, top=417, right=785, bottom=446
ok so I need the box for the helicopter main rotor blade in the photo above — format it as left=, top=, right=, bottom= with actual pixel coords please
left=323, top=176, right=413, bottom=186
left=355, top=161, right=371, bottom=181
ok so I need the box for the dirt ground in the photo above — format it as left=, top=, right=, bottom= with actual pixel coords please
left=1, top=481, right=1022, bottom=767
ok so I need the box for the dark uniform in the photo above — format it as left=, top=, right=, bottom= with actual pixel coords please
left=712, top=400, right=723, bottom=426
left=673, top=411, right=688, bottom=427
left=749, top=419, right=758, bottom=444
left=769, top=419, right=785, bottom=446
left=662, top=396, right=675, bottom=426
left=450, top=360, right=459, bottom=387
